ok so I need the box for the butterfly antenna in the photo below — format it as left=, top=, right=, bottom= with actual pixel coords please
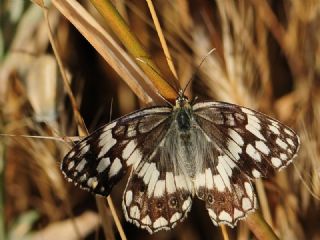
left=182, top=48, right=216, bottom=95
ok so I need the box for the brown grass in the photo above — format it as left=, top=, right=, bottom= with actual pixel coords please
left=1, top=0, right=320, bottom=239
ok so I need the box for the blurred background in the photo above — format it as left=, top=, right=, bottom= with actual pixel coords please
left=1, top=0, right=320, bottom=239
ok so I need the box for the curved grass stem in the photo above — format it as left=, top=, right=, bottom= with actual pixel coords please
left=89, top=0, right=177, bottom=101
left=146, top=0, right=178, bottom=80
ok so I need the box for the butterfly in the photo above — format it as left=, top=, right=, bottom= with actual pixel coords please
left=61, top=91, right=300, bottom=234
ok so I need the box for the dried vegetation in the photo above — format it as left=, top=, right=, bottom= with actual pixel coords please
left=1, top=0, right=320, bottom=239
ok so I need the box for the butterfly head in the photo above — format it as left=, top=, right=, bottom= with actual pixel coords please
left=175, top=90, right=190, bottom=109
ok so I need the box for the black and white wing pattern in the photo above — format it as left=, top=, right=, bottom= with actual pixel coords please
left=62, top=95, right=300, bottom=233
left=61, top=106, right=172, bottom=197
left=62, top=104, right=194, bottom=233
left=192, top=101, right=300, bottom=226
left=122, top=154, right=193, bottom=233
left=122, top=131, right=193, bottom=233
left=193, top=143, right=257, bottom=226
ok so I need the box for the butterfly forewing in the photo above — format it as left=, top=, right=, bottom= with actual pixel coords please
left=61, top=106, right=172, bottom=196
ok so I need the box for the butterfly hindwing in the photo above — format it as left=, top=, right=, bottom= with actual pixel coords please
left=61, top=106, right=172, bottom=196
left=122, top=135, right=193, bottom=233
left=194, top=144, right=256, bottom=226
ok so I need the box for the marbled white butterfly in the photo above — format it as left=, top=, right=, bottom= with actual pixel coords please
left=61, top=91, right=300, bottom=233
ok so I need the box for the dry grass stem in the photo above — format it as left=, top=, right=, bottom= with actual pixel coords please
left=246, top=212, right=279, bottom=240
left=221, top=225, right=230, bottom=240
left=255, top=179, right=273, bottom=227
left=146, top=0, right=178, bottom=80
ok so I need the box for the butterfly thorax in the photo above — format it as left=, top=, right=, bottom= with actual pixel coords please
left=176, top=109, right=191, bottom=131
left=174, top=94, right=192, bottom=131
